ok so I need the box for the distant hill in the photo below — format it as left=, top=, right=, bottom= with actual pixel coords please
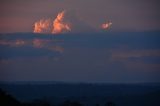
left=0, top=82, right=160, bottom=106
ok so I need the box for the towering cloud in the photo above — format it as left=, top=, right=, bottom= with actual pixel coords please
left=33, top=10, right=112, bottom=34
left=52, top=11, right=71, bottom=34
left=33, top=11, right=71, bottom=34
left=102, top=21, right=112, bottom=29
left=33, top=19, right=51, bottom=33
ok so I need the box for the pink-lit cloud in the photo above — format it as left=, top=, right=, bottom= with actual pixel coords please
left=33, top=10, right=71, bottom=34
left=33, top=19, right=51, bottom=33
left=52, top=11, right=71, bottom=34
left=101, top=21, right=112, bottom=30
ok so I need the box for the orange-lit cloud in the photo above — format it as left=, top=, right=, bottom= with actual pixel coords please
left=33, top=11, right=113, bottom=33
left=102, top=21, right=112, bottom=29
left=33, top=19, right=51, bottom=33
left=33, top=11, right=71, bottom=34
left=52, top=11, right=71, bottom=34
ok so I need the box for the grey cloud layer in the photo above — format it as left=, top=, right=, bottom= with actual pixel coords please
left=0, top=32, right=160, bottom=82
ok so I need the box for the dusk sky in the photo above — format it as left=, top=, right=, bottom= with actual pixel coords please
left=0, top=0, right=160, bottom=33
left=0, top=0, right=160, bottom=83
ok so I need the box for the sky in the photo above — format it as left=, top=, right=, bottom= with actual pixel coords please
left=0, top=0, right=160, bottom=33
left=0, top=0, right=160, bottom=83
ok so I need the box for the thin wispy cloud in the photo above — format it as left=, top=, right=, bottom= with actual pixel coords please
left=0, top=36, right=64, bottom=60
left=110, top=49, right=160, bottom=60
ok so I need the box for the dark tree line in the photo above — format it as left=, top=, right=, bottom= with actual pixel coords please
left=0, top=88, right=115, bottom=106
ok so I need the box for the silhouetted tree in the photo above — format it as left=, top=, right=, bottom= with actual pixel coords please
left=71, top=101, right=82, bottom=106
left=22, top=99, right=51, bottom=106
left=105, top=101, right=115, bottom=106
left=60, top=100, right=71, bottom=106
left=0, top=88, right=21, bottom=106
left=60, top=100, right=83, bottom=106
left=95, top=103, right=100, bottom=106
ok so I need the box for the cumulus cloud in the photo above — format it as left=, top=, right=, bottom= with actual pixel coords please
left=52, top=11, right=71, bottom=34
left=101, top=21, right=112, bottom=30
left=34, top=19, right=51, bottom=33
left=33, top=10, right=96, bottom=34
left=33, top=10, right=71, bottom=34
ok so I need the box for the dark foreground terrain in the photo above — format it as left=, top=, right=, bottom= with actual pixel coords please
left=0, top=82, right=160, bottom=106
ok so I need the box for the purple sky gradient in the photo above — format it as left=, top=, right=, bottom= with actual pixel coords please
left=0, top=0, right=160, bottom=33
